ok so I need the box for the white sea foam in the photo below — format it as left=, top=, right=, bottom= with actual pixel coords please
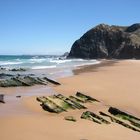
left=49, top=59, right=72, bottom=64
left=49, top=58, right=93, bottom=64
left=31, top=65, right=57, bottom=69
left=29, top=58, right=46, bottom=63
left=73, top=61, right=100, bottom=68
left=0, top=61, right=23, bottom=65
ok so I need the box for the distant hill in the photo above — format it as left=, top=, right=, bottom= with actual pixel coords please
left=68, top=23, right=140, bottom=59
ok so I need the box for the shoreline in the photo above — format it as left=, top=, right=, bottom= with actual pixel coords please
left=1, top=60, right=140, bottom=140
left=0, top=60, right=103, bottom=117
left=73, top=59, right=117, bottom=75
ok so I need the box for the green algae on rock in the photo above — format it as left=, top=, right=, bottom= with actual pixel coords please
left=108, top=107, right=140, bottom=129
left=100, top=111, right=140, bottom=132
left=81, top=111, right=110, bottom=124
left=76, top=92, right=99, bottom=102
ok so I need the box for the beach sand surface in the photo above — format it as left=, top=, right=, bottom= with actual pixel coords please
left=0, top=60, right=140, bottom=140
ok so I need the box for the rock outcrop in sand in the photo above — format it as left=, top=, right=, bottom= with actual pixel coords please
left=0, top=75, right=61, bottom=87
left=68, top=23, right=140, bottom=59
left=36, top=92, right=140, bottom=133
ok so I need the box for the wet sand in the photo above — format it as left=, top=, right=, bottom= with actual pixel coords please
left=0, top=60, right=140, bottom=140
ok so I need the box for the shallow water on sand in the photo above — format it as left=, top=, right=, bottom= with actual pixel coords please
left=0, top=85, right=57, bottom=116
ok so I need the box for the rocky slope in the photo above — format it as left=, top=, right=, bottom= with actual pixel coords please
left=68, top=23, right=140, bottom=59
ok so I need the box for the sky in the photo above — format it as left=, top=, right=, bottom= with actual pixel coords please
left=0, top=0, right=140, bottom=55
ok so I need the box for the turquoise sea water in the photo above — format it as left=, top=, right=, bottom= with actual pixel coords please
left=0, top=55, right=99, bottom=70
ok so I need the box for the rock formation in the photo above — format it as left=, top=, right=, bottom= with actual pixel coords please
left=0, top=75, right=61, bottom=87
left=68, top=23, right=140, bottom=59
left=36, top=92, right=140, bottom=132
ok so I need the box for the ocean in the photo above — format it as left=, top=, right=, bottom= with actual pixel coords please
left=0, top=55, right=100, bottom=79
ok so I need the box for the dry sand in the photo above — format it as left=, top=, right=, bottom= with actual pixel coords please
left=0, top=60, right=140, bottom=140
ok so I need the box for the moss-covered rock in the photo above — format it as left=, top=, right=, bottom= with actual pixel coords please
left=36, top=96, right=48, bottom=103
left=41, top=97, right=66, bottom=113
left=69, top=95, right=85, bottom=103
left=48, top=95, right=72, bottom=110
left=81, top=111, right=110, bottom=124
left=76, top=92, right=99, bottom=102
left=10, top=68, right=26, bottom=71
left=108, top=107, right=140, bottom=129
left=0, top=75, right=60, bottom=87
left=43, top=77, right=61, bottom=85
left=56, top=94, right=87, bottom=109
left=100, top=111, right=140, bottom=132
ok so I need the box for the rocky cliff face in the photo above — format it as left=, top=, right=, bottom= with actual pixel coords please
left=68, top=23, right=140, bottom=59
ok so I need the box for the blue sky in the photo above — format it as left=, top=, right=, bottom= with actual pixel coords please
left=0, top=0, right=140, bottom=55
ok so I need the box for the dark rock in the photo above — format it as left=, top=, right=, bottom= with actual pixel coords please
left=12, top=77, right=31, bottom=86
left=108, top=107, right=140, bottom=129
left=16, top=95, right=21, bottom=98
left=0, top=75, right=56, bottom=87
left=54, top=94, right=77, bottom=109
left=37, top=94, right=87, bottom=113
left=108, top=107, right=140, bottom=121
left=125, top=23, right=140, bottom=32
left=0, top=73, right=13, bottom=79
left=37, top=95, right=72, bottom=111
left=36, top=77, right=48, bottom=85
left=69, top=95, right=85, bottom=103
left=40, top=97, right=66, bottom=113
left=59, top=52, right=69, bottom=60
left=76, top=92, right=99, bottom=102
left=81, top=111, right=110, bottom=124
left=62, top=52, right=69, bottom=57
left=56, top=94, right=87, bottom=109
left=0, top=67, right=6, bottom=70
left=68, top=23, right=140, bottom=59
left=29, top=74, right=35, bottom=76
left=23, top=76, right=47, bottom=85
left=100, top=111, right=140, bottom=132
left=36, top=96, right=47, bottom=103
left=43, top=77, right=61, bottom=85
left=10, top=68, right=26, bottom=71
left=0, top=78, right=23, bottom=87
left=0, top=94, right=5, bottom=103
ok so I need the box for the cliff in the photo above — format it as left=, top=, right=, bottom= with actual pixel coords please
left=68, top=23, right=140, bottom=59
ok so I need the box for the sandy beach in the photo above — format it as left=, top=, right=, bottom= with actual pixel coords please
left=1, top=60, right=140, bottom=140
